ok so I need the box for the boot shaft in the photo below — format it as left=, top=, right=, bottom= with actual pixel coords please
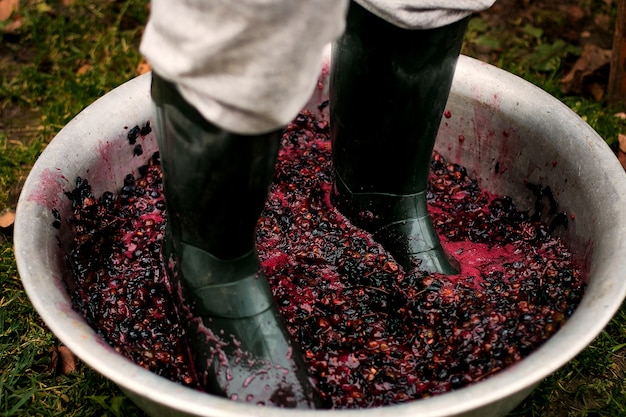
left=330, top=2, right=468, bottom=195
left=151, top=73, right=281, bottom=260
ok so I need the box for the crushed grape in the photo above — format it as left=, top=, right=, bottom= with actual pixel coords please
left=64, top=111, right=584, bottom=409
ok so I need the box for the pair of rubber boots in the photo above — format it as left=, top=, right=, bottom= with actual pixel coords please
left=151, top=4, right=467, bottom=408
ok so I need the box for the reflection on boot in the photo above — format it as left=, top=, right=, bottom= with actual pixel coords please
left=333, top=173, right=459, bottom=274
left=175, top=246, right=318, bottom=407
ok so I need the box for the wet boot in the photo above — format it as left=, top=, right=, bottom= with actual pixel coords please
left=151, top=73, right=318, bottom=408
left=330, top=3, right=468, bottom=275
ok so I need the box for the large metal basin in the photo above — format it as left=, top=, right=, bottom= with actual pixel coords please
left=14, top=53, right=626, bottom=417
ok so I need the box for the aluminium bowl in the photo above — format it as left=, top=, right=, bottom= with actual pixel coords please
left=14, top=52, right=626, bottom=417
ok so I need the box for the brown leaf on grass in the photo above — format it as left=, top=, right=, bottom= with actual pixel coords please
left=0, top=0, right=18, bottom=21
left=618, top=133, right=626, bottom=170
left=0, top=208, right=15, bottom=231
left=561, top=44, right=612, bottom=99
left=76, top=63, right=92, bottom=76
left=58, top=346, right=77, bottom=374
left=136, top=58, right=151, bottom=76
left=47, top=345, right=78, bottom=375
left=0, top=0, right=21, bottom=33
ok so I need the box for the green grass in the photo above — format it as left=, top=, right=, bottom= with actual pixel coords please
left=1, top=0, right=625, bottom=416
left=1, top=0, right=146, bottom=130
left=0, top=134, right=42, bottom=208
left=1, top=1, right=148, bottom=415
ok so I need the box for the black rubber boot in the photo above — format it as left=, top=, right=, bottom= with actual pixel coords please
left=151, top=73, right=318, bottom=408
left=330, top=3, right=468, bottom=275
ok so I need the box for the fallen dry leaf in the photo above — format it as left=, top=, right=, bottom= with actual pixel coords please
left=58, top=346, right=77, bottom=374
left=561, top=44, right=612, bottom=98
left=0, top=208, right=15, bottom=231
left=48, top=345, right=78, bottom=375
left=0, top=0, right=20, bottom=33
left=615, top=112, right=626, bottom=120
left=76, top=63, right=92, bottom=76
left=0, top=0, right=18, bottom=21
left=136, top=58, right=151, bottom=76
